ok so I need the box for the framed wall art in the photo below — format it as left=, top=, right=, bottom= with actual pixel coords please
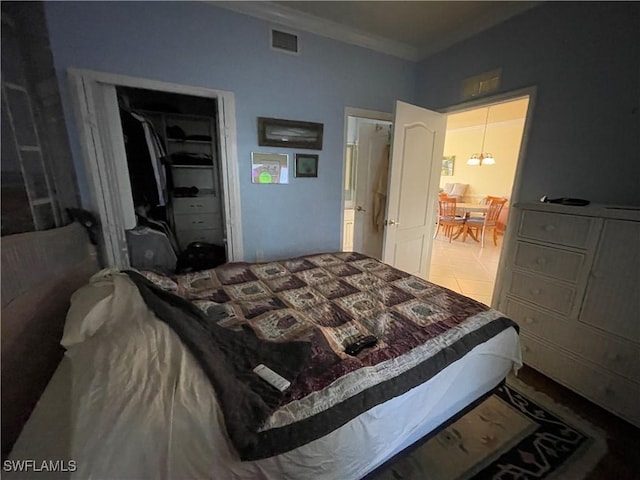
left=251, top=152, right=289, bottom=184
left=258, top=117, right=324, bottom=150
left=441, top=156, right=455, bottom=176
left=295, top=153, right=318, bottom=178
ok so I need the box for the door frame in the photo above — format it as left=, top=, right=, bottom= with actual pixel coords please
left=439, top=87, right=537, bottom=306
left=68, top=68, right=243, bottom=266
left=340, top=87, right=536, bottom=266
left=341, top=107, right=393, bottom=250
left=439, top=86, right=537, bottom=208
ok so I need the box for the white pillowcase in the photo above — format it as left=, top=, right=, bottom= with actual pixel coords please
left=61, top=270, right=119, bottom=348
left=442, top=183, right=468, bottom=197
left=450, top=183, right=468, bottom=197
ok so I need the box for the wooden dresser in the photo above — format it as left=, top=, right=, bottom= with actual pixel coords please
left=493, top=202, right=640, bottom=426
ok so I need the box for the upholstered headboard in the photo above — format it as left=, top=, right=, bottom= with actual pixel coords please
left=1, top=223, right=99, bottom=458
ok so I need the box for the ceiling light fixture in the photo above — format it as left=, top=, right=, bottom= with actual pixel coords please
left=467, top=106, right=495, bottom=166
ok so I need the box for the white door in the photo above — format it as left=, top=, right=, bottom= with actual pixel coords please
left=382, top=101, right=446, bottom=279
left=69, top=77, right=134, bottom=267
left=353, top=122, right=389, bottom=259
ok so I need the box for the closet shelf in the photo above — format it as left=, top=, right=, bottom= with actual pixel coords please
left=167, top=139, right=212, bottom=145
left=172, top=188, right=215, bottom=197
left=171, top=164, right=214, bottom=169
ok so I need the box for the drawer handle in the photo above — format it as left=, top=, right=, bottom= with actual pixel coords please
left=536, top=257, right=547, bottom=266
left=192, top=221, right=205, bottom=224
left=543, top=224, right=556, bottom=232
left=530, top=288, right=541, bottom=295
left=190, top=204, right=204, bottom=208
left=524, top=317, right=535, bottom=324
left=522, top=345, right=530, bottom=353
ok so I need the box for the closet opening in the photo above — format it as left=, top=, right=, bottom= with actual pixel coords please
left=116, top=86, right=227, bottom=273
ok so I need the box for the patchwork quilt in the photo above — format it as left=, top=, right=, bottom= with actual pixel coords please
left=137, top=252, right=518, bottom=460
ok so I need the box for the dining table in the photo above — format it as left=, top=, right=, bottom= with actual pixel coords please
left=452, top=202, right=490, bottom=242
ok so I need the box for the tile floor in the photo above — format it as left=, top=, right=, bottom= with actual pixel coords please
left=428, top=231, right=504, bottom=306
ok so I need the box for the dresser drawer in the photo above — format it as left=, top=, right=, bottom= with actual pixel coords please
left=176, top=228, right=224, bottom=249
left=520, top=334, right=640, bottom=427
left=171, top=166, right=215, bottom=190
left=172, top=196, right=219, bottom=215
left=513, top=241, right=586, bottom=283
left=507, top=271, right=576, bottom=316
left=518, top=211, right=596, bottom=249
left=504, top=298, right=640, bottom=383
left=174, top=213, right=221, bottom=231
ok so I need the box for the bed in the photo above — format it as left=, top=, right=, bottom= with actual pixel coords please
left=6, top=252, right=521, bottom=479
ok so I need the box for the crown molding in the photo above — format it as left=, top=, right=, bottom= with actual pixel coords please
left=209, top=1, right=421, bottom=61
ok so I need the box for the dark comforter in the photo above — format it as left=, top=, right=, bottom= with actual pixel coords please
left=128, top=252, right=518, bottom=461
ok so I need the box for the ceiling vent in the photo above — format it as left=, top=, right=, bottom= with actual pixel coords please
left=271, top=28, right=299, bottom=55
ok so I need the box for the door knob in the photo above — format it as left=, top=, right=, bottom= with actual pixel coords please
left=356, top=206, right=366, bottom=212
left=385, top=220, right=398, bottom=226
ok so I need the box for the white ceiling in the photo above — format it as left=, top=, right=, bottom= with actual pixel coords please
left=213, top=1, right=542, bottom=61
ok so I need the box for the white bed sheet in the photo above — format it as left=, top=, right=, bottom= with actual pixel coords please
left=8, top=273, right=521, bottom=480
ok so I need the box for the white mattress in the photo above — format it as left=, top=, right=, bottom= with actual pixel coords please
left=7, top=273, right=521, bottom=480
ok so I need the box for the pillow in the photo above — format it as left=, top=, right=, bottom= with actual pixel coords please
left=450, top=183, right=468, bottom=197
left=61, top=271, right=116, bottom=348
left=443, top=183, right=454, bottom=194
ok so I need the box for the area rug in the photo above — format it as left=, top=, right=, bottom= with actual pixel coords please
left=368, top=376, right=607, bottom=480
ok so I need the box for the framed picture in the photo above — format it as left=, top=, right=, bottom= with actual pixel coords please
left=442, top=156, right=455, bottom=176
left=258, top=117, right=324, bottom=150
left=251, top=152, right=289, bottom=184
left=295, top=153, right=318, bottom=178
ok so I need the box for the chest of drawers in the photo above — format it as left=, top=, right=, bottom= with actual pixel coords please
left=494, top=203, right=640, bottom=426
left=170, top=165, right=224, bottom=250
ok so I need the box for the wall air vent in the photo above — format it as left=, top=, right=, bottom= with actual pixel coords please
left=271, top=28, right=299, bottom=55
left=461, top=68, right=502, bottom=100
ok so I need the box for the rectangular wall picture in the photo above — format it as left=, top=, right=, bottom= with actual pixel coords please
left=295, top=154, right=318, bottom=178
left=251, top=152, right=289, bottom=184
left=441, top=156, right=455, bottom=176
left=258, top=117, right=324, bottom=150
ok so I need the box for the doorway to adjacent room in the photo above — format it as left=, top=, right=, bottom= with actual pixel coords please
left=429, top=96, right=530, bottom=305
left=342, top=113, right=392, bottom=259
left=341, top=92, right=533, bottom=307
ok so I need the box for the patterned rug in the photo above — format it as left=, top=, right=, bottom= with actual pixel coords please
left=368, top=377, right=607, bottom=480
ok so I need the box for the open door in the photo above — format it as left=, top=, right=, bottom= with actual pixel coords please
left=353, top=122, right=390, bottom=259
left=69, top=76, right=134, bottom=267
left=382, top=101, right=446, bottom=279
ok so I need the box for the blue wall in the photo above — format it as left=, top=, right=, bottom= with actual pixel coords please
left=416, top=2, right=640, bottom=206
left=45, top=1, right=639, bottom=264
left=44, top=1, right=416, bottom=261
